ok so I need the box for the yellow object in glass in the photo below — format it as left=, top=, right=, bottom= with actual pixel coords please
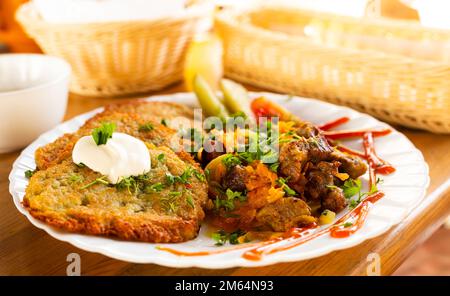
left=184, top=33, right=223, bottom=91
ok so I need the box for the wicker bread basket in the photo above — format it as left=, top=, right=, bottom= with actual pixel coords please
left=215, top=7, right=450, bottom=133
left=16, top=2, right=212, bottom=97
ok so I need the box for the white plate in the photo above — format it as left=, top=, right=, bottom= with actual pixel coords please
left=9, top=92, right=429, bottom=268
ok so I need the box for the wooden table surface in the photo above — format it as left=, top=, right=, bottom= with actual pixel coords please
left=1, top=83, right=449, bottom=275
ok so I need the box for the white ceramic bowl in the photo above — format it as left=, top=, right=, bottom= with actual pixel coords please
left=0, top=54, right=71, bottom=153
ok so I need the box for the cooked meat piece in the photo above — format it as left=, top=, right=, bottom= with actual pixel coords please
left=322, top=187, right=347, bottom=213
left=222, top=165, right=247, bottom=192
left=308, top=136, right=334, bottom=162
left=279, top=139, right=308, bottom=182
left=35, top=101, right=195, bottom=170
left=306, top=161, right=337, bottom=200
left=24, top=146, right=208, bottom=243
left=330, top=150, right=367, bottom=179
left=255, top=197, right=316, bottom=232
left=294, top=121, right=321, bottom=138
left=305, top=161, right=347, bottom=212
left=279, top=136, right=333, bottom=193
left=292, top=119, right=367, bottom=179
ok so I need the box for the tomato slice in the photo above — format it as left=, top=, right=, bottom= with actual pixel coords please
left=251, top=97, right=291, bottom=122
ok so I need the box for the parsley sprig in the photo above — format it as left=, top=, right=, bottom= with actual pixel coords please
left=186, top=195, right=195, bottom=209
left=212, top=229, right=247, bottom=246
left=80, top=176, right=109, bottom=189
left=92, top=122, right=116, bottom=145
left=276, top=177, right=296, bottom=196
left=116, top=176, right=139, bottom=194
left=138, top=123, right=154, bottom=132
left=214, top=189, right=247, bottom=212
left=145, top=182, right=164, bottom=193
left=160, top=191, right=182, bottom=213
left=166, top=167, right=193, bottom=185
left=221, top=154, right=241, bottom=168
left=68, top=174, right=83, bottom=183
left=330, top=178, right=382, bottom=209
left=25, top=169, right=36, bottom=179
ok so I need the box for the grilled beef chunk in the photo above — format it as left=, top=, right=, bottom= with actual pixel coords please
left=305, top=161, right=347, bottom=212
left=322, top=187, right=347, bottom=212
left=279, top=140, right=307, bottom=182
left=279, top=119, right=366, bottom=212
left=279, top=137, right=333, bottom=191
left=330, top=151, right=367, bottom=179
left=255, top=197, right=316, bottom=232
left=294, top=120, right=367, bottom=179
left=222, top=165, right=248, bottom=192
left=295, top=121, right=321, bottom=138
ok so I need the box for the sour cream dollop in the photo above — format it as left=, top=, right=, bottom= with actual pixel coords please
left=72, top=133, right=151, bottom=184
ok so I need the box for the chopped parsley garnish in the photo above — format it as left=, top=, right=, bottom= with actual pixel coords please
left=138, top=123, right=154, bottom=132
left=193, top=170, right=205, bottom=182
left=68, top=174, right=83, bottom=183
left=342, top=179, right=362, bottom=199
left=116, top=176, right=138, bottom=194
left=212, top=229, right=247, bottom=246
left=92, top=122, right=115, bottom=145
left=179, top=168, right=194, bottom=183
left=165, top=167, right=194, bottom=185
left=339, top=178, right=382, bottom=209
left=343, top=222, right=353, bottom=228
left=214, top=189, right=247, bottom=212
left=276, top=177, right=296, bottom=196
left=269, top=162, right=279, bottom=173
left=349, top=199, right=359, bottom=209
left=168, top=191, right=182, bottom=197
left=24, top=169, right=36, bottom=179
left=204, top=169, right=210, bottom=181
left=161, top=119, right=168, bottom=126
left=145, top=182, right=164, bottom=193
left=80, top=176, right=109, bottom=189
left=157, top=153, right=165, bottom=162
left=235, top=151, right=255, bottom=163
left=76, top=162, right=86, bottom=168
left=221, top=154, right=241, bottom=168
left=226, top=188, right=247, bottom=202
left=160, top=192, right=182, bottom=213
left=186, top=195, right=195, bottom=209
left=211, top=230, right=227, bottom=246
left=165, top=173, right=177, bottom=185
left=236, top=142, right=279, bottom=165
left=115, top=173, right=153, bottom=194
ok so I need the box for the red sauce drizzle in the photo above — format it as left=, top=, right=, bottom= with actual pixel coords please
left=363, top=132, right=396, bottom=175
left=329, top=191, right=384, bottom=238
left=318, top=117, right=350, bottom=131
left=323, top=128, right=391, bottom=140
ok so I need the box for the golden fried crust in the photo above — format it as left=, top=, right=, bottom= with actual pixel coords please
left=104, top=100, right=195, bottom=122
left=24, top=147, right=208, bottom=243
left=35, top=101, right=193, bottom=170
